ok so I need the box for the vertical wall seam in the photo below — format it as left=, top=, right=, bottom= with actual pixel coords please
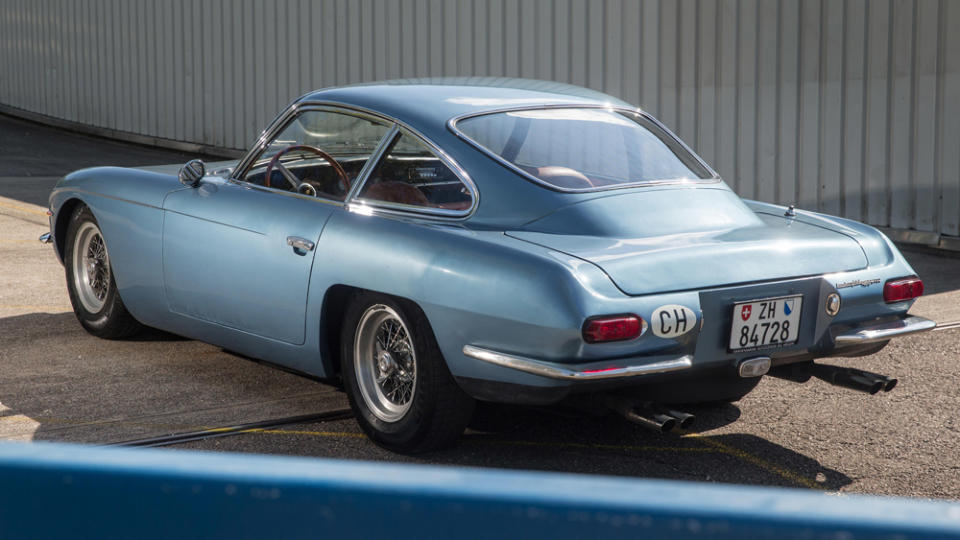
left=859, top=0, right=871, bottom=220
left=713, top=0, right=721, bottom=174
left=751, top=0, right=760, bottom=199
left=817, top=0, right=827, bottom=212
left=908, top=0, right=919, bottom=228
left=733, top=0, right=740, bottom=192
left=774, top=0, right=782, bottom=204
left=884, top=0, right=894, bottom=226
left=694, top=0, right=701, bottom=152
left=839, top=0, right=848, bottom=216
left=934, top=0, right=946, bottom=233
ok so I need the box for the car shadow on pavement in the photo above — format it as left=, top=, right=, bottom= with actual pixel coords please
left=424, top=403, right=853, bottom=491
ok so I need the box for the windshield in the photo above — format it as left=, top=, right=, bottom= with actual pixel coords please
left=455, top=107, right=713, bottom=191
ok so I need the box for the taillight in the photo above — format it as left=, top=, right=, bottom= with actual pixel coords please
left=582, top=314, right=644, bottom=343
left=883, top=277, right=924, bottom=303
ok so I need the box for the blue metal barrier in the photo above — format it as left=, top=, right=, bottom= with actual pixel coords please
left=0, top=442, right=957, bottom=539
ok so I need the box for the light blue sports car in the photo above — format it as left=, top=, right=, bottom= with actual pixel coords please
left=43, top=79, right=934, bottom=452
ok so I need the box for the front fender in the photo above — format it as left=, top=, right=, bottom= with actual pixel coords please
left=47, top=166, right=183, bottom=326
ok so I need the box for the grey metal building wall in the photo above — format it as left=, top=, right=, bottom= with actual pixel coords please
left=1, top=0, right=958, bottom=238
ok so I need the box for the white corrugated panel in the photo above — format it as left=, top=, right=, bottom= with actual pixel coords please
left=0, top=0, right=957, bottom=236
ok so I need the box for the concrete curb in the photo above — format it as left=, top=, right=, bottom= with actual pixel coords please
left=0, top=105, right=244, bottom=160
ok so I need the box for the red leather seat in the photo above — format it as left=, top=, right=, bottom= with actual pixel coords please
left=363, top=181, right=431, bottom=207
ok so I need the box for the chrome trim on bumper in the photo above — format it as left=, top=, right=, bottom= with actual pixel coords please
left=462, top=345, right=693, bottom=381
left=834, top=316, right=937, bottom=346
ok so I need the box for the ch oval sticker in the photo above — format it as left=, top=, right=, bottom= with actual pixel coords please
left=651, top=305, right=698, bottom=339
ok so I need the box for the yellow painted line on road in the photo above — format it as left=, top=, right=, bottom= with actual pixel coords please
left=472, top=437, right=717, bottom=454
left=678, top=430, right=822, bottom=490
left=245, top=428, right=366, bottom=439
left=0, top=198, right=47, bottom=216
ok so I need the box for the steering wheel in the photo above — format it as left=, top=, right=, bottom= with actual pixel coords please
left=263, top=145, right=350, bottom=194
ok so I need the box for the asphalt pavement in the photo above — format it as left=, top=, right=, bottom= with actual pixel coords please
left=1, top=112, right=958, bottom=499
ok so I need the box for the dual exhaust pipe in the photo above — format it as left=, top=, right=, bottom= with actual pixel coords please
left=606, top=397, right=695, bottom=433
left=770, top=362, right=897, bottom=395
left=606, top=362, right=894, bottom=432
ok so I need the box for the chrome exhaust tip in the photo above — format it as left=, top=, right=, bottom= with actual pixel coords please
left=606, top=397, right=677, bottom=433
left=809, top=364, right=888, bottom=395
left=658, top=408, right=696, bottom=429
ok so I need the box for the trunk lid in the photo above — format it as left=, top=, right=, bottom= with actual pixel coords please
left=506, top=187, right=868, bottom=296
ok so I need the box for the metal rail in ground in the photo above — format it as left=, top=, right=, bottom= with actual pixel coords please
left=933, top=321, right=960, bottom=332
left=105, top=409, right=354, bottom=448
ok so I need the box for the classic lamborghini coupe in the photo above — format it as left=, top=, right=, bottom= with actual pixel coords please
left=43, top=78, right=935, bottom=452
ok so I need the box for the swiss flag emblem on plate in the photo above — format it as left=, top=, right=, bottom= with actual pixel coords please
left=740, top=305, right=752, bottom=321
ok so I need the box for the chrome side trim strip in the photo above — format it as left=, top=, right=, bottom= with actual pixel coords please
left=462, top=345, right=693, bottom=381
left=834, top=316, right=937, bottom=346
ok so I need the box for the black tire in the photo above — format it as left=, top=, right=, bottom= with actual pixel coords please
left=340, top=291, right=474, bottom=453
left=64, top=204, right=143, bottom=339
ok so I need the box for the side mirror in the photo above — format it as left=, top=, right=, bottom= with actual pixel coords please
left=178, top=159, right=206, bottom=187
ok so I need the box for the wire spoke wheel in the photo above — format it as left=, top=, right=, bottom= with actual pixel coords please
left=354, top=304, right=417, bottom=423
left=71, top=221, right=111, bottom=313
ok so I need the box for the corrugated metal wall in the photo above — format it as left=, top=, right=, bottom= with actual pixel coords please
left=1, top=0, right=958, bottom=237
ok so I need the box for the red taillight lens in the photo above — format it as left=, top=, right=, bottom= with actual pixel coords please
left=582, top=315, right=643, bottom=343
left=883, top=277, right=924, bottom=303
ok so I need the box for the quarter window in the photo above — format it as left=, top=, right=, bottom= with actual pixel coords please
left=357, top=131, right=473, bottom=212
left=242, top=109, right=391, bottom=200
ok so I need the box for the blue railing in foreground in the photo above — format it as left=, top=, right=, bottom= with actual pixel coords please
left=0, top=442, right=957, bottom=539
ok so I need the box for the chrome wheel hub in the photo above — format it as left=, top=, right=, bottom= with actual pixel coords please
left=72, top=221, right=111, bottom=313
left=354, top=305, right=417, bottom=423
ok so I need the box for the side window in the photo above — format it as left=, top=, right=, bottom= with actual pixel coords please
left=357, top=131, right=473, bottom=212
left=242, top=110, right=391, bottom=201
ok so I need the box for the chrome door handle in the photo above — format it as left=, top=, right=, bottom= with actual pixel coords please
left=286, top=236, right=315, bottom=252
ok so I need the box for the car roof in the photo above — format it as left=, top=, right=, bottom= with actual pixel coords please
left=296, top=77, right=634, bottom=130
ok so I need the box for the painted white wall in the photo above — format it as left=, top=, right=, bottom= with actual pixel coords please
left=1, top=0, right=957, bottom=236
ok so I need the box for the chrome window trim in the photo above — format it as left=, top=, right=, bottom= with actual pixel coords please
left=232, top=101, right=479, bottom=220
left=349, top=126, right=479, bottom=219
left=447, top=104, right=721, bottom=194
left=231, top=104, right=395, bottom=206
left=343, top=124, right=400, bottom=201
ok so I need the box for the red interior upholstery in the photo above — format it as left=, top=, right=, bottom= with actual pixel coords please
left=363, top=181, right=431, bottom=207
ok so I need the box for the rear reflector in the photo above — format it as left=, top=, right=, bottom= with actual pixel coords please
left=582, top=315, right=643, bottom=343
left=883, top=277, right=924, bottom=303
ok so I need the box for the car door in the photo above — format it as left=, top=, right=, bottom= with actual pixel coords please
left=161, top=107, right=393, bottom=345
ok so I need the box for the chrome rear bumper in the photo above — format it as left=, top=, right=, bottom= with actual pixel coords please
left=834, top=315, right=936, bottom=346
left=461, top=345, right=692, bottom=381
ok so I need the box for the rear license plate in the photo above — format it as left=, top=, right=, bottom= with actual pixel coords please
left=729, top=295, right=802, bottom=351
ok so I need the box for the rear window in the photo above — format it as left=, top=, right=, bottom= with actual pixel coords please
left=454, top=108, right=713, bottom=191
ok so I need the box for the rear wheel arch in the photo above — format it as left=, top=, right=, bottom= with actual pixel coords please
left=319, top=286, right=447, bottom=378
left=319, top=284, right=359, bottom=378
